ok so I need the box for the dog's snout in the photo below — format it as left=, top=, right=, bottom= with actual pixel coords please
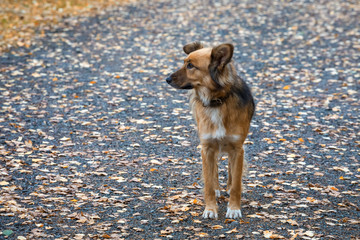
left=166, top=75, right=172, bottom=83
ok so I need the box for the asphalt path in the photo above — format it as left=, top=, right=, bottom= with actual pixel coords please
left=0, top=0, right=359, bottom=239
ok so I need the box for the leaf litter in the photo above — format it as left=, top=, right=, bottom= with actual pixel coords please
left=0, top=0, right=359, bottom=239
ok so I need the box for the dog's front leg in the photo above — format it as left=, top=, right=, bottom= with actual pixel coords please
left=201, top=144, right=219, bottom=219
left=226, top=146, right=244, bottom=219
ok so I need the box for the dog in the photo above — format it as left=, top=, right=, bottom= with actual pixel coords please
left=166, top=42, right=255, bottom=219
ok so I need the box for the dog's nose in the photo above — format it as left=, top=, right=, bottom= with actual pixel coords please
left=166, top=76, right=172, bottom=84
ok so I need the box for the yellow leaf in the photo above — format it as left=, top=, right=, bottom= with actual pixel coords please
left=32, top=72, right=41, bottom=78
left=77, top=217, right=87, bottom=223
left=52, top=77, right=58, bottom=81
left=25, top=140, right=33, bottom=148
left=226, top=227, right=238, bottom=234
left=70, top=199, right=78, bottom=202
left=32, top=158, right=43, bottom=163
left=190, top=212, right=200, bottom=217
left=286, top=219, right=299, bottom=226
left=0, top=181, right=9, bottom=186
left=89, top=80, right=96, bottom=84
left=225, top=219, right=236, bottom=224
left=197, top=232, right=208, bottom=237
left=264, top=230, right=273, bottom=238
left=306, top=197, right=316, bottom=202
left=239, top=219, right=249, bottom=224
left=298, top=138, right=304, bottom=142
left=304, top=231, right=315, bottom=237
left=283, top=85, right=290, bottom=90
left=150, top=168, right=158, bottom=172
left=211, top=225, right=223, bottom=230
left=330, top=186, right=339, bottom=191
left=193, top=198, right=198, bottom=204
left=279, top=138, right=286, bottom=142
left=264, top=230, right=285, bottom=239
left=339, top=176, right=344, bottom=180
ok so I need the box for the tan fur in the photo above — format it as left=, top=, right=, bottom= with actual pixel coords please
left=166, top=42, right=254, bottom=219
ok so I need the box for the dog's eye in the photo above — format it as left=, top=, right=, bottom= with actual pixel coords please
left=187, top=63, right=195, bottom=69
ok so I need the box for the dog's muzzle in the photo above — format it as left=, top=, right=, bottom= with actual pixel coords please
left=166, top=75, right=172, bottom=84
left=166, top=74, right=193, bottom=89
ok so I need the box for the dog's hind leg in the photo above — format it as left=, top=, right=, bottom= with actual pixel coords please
left=214, top=162, right=220, bottom=197
left=226, top=158, right=232, bottom=195
left=201, top=144, right=219, bottom=219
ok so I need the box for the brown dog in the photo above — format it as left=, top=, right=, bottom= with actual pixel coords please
left=166, top=42, right=255, bottom=219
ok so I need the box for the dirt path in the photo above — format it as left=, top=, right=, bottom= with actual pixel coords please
left=0, top=0, right=359, bottom=239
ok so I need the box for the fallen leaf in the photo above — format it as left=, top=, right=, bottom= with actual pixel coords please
left=263, top=230, right=285, bottom=239
left=304, top=231, right=315, bottom=237
left=2, top=230, right=13, bottom=236
left=211, top=225, right=223, bottom=230
left=196, top=232, right=209, bottom=237
left=226, top=228, right=238, bottom=234
left=0, top=181, right=9, bottom=186
left=74, top=234, right=85, bottom=240
left=150, top=160, right=161, bottom=165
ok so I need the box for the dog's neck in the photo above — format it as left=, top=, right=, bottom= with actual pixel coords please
left=194, top=87, right=231, bottom=108
left=203, top=94, right=231, bottom=107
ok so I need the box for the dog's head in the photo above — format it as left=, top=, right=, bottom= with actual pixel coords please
left=166, top=42, right=234, bottom=90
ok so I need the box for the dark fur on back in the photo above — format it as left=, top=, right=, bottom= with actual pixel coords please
left=231, top=76, right=255, bottom=120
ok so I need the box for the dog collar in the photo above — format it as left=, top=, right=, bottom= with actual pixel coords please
left=203, top=94, right=230, bottom=108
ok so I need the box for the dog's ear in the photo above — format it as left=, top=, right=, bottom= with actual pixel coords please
left=210, top=43, right=234, bottom=72
left=209, top=43, right=234, bottom=87
left=183, top=42, right=203, bottom=55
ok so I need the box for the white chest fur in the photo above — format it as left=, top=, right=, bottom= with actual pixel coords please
left=202, top=108, right=226, bottom=140
left=200, top=108, right=241, bottom=143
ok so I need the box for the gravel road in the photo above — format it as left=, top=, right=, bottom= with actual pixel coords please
left=0, top=0, right=359, bottom=239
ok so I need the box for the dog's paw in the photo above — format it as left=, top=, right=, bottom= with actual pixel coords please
left=226, top=208, right=242, bottom=219
left=202, top=209, right=218, bottom=219
left=215, top=189, right=220, bottom=198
